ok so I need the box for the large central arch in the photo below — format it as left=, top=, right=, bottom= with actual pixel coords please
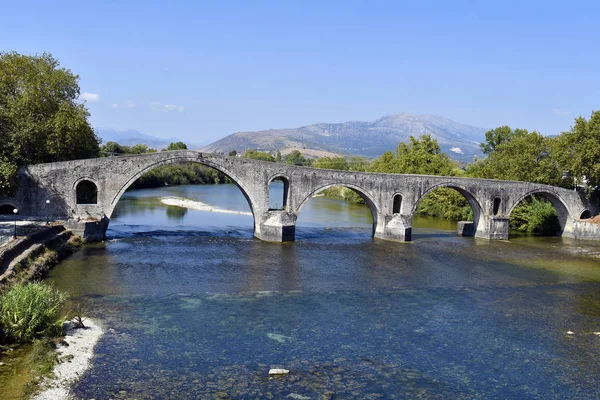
left=105, top=156, right=258, bottom=224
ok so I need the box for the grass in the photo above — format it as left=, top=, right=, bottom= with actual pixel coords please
left=0, top=282, right=67, bottom=343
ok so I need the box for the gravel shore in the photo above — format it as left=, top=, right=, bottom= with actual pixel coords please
left=161, top=196, right=252, bottom=215
left=33, top=318, right=104, bottom=400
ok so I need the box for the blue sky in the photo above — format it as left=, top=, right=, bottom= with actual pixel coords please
left=2, top=0, right=598, bottom=144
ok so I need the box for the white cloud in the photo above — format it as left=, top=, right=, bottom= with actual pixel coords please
left=80, top=92, right=100, bottom=102
left=553, top=108, right=570, bottom=116
left=450, top=147, right=463, bottom=154
left=151, top=102, right=184, bottom=113
left=110, top=100, right=136, bottom=109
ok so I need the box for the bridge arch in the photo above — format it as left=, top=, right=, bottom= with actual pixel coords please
left=507, top=189, right=573, bottom=235
left=105, top=156, right=258, bottom=222
left=412, top=182, right=483, bottom=232
left=267, top=173, right=290, bottom=210
left=296, top=183, right=380, bottom=236
left=75, top=179, right=99, bottom=205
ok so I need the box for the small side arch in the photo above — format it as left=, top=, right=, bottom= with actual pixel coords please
left=0, top=203, right=19, bottom=215
left=75, top=179, right=99, bottom=204
left=392, top=193, right=403, bottom=214
left=267, top=173, right=290, bottom=210
left=296, top=183, right=380, bottom=236
left=580, top=210, right=593, bottom=220
left=507, top=189, right=572, bottom=235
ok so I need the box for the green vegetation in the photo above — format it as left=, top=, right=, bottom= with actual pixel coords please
left=101, top=141, right=157, bottom=155
left=371, top=134, right=455, bottom=176
left=509, top=196, right=561, bottom=235
left=166, top=141, right=187, bottom=151
left=0, top=52, right=100, bottom=193
left=0, top=282, right=67, bottom=343
left=132, top=163, right=228, bottom=189
left=241, top=149, right=276, bottom=162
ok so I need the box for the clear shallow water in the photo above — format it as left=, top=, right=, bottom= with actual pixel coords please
left=47, top=184, right=600, bottom=399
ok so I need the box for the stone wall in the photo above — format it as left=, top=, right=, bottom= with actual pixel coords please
left=573, top=221, right=600, bottom=240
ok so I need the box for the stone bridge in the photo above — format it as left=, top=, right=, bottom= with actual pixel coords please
left=0, top=151, right=592, bottom=242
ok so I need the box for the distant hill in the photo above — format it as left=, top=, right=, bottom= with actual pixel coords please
left=200, top=113, right=486, bottom=161
left=96, top=128, right=201, bottom=150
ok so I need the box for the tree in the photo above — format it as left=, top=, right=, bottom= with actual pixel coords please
left=553, top=111, right=600, bottom=191
left=228, top=150, right=237, bottom=157
left=313, top=157, right=349, bottom=170
left=166, top=141, right=187, bottom=151
left=241, top=149, right=275, bottom=162
left=370, top=135, right=456, bottom=176
left=101, top=141, right=124, bottom=155
left=480, top=126, right=522, bottom=155
left=470, top=129, right=562, bottom=185
left=285, top=150, right=308, bottom=166
left=275, top=151, right=282, bottom=162
left=0, top=52, right=100, bottom=192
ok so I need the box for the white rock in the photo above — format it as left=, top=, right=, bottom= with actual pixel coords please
left=269, top=368, right=290, bottom=375
left=566, top=331, right=575, bottom=335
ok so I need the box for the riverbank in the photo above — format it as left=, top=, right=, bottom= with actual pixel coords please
left=0, top=224, right=92, bottom=399
left=0, top=225, right=83, bottom=286
left=33, top=319, right=103, bottom=400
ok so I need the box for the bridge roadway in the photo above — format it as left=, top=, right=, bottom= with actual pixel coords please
left=0, top=151, right=592, bottom=242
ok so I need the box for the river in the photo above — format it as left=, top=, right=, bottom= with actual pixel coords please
left=43, top=184, right=600, bottom=398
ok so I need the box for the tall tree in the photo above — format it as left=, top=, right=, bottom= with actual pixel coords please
left=553, top=111, right=600, bottom=191
left=166, top=141, right=187, bottom=151
left=371, top=134, right=455, bottom=176
left=471, top=129, right=562, bottom=185
left=480, top=126, right=523, bottom=155
left=0, top=51, right=100, bottom=192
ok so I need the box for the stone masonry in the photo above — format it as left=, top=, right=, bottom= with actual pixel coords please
left=0, top=151, right=593, bottom=242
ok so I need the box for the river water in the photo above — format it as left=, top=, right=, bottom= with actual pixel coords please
left=46, top=184, right=600, bottom=399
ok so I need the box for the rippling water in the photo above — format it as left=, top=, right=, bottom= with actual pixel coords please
left=46, top=184, right=600, bottom=399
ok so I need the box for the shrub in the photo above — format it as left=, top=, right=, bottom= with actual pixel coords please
left=509, top=196, right=560, bottom=235
left=0, top=282, right=67, bottom=343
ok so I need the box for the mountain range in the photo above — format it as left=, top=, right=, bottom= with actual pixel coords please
left=200, top=113, right=486, bottom=161
left=98, top=113, right=487, bottom=161
left=96, top=128, right=202, bottom=150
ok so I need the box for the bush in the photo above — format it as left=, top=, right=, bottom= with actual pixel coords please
left=509, top=196, right=561, bottom=235
left=416, top=188, right=473, bottom=221
left=0, top=282, right=67, bottom=343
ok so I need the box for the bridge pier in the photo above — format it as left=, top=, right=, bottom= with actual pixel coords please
left=255, top=210, right=296, bottom=242
left=375, top=214, right=412, bottom=242
left=477, top=216, right=509, bottom=240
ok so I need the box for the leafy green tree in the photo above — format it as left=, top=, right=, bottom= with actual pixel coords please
left=285, top=150, right=308, bottom=166
left=166, top=141, right=187, bottom=151
left=348, top=156, right=370, bottom=172
left=275, top=151, right=282, bottom=162
left=228, top=150, right=237, bottom=157
left=480, top=126, right=526, bottom=155
left=100, top=141, right=124, bottom=155
left=370, top=134, right=455, bottom=176
left=241, top=149, right=275, bottom=162
left=130, top=144, right=156, bottom=154
left=470, top=129, right=562, bottom=185
left=313, top=157, right=349, bottom=170
left=553, top=110, right=600, bottom=191
left=0, top=52, right=100, bottom=192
